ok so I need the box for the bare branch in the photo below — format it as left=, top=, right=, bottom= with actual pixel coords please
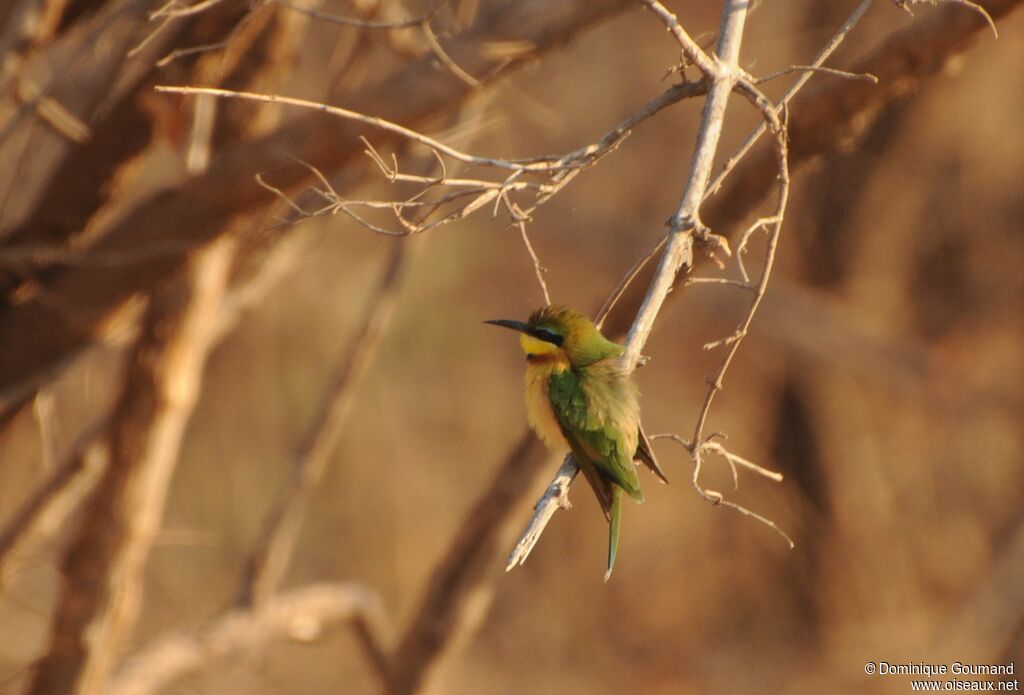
left=703, top=441, right=784, bottom=483
left=594, top=236, right=666, bottom=329
left=150, top=0, right=227, bottom=21
left=423, top=20, right=481, bottom=88
left=108, top=583, right=389, bottom=695
left=638, top=0, right=720, bottom=77
left=650, top=434, right=794, bottom=548
left=153, top=85, right=567, bottom=172
left=0, top=0, right=637, bottom=409
left=505, top=456, right=578, bottom=570
left=623, top=0, right=752, bottom=369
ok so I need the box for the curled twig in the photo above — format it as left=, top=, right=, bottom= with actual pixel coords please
left=651, top=434, right=793, bottom=548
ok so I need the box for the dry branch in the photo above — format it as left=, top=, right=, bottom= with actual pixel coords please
left=107, top=582, right=388, bottom=695
left=155, top=76, right=707, bottom=244
left=621, top=0, right=753, bottom=371
left=26, top=238, right=235, bottom=695
left=0, top=0, right=634, bottom=410
left=505, top=455, right=578, bottom=570
left=0, top=0, right=252, bottom=299
left=602, top=0, right=1021, bottom=341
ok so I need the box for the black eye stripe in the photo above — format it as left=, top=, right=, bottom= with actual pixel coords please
left=532, top=328, right=564, bottom=346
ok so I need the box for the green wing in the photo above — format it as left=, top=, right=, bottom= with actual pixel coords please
left=548, top=368, right=643, bottom=506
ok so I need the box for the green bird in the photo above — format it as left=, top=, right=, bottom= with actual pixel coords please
left=486, top=305, right=667, bottom=580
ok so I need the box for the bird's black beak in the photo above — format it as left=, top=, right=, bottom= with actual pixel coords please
left=484, top=319, right=564, bottom=346
left=483, top=319, right=531, bottom=334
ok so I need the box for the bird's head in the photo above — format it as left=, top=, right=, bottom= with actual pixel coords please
left=485, top=305, right=625, bottom=367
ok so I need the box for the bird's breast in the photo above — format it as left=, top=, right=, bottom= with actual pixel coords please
left=524, top=362, right=568, bottom=451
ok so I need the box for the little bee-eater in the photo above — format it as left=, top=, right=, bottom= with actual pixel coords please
left=486, top=305, right=667, bottom=580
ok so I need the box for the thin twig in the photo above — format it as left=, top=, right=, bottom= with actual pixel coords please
left=705, top=0, right=875, bottom=199
left=638, top=0, right=721, bottom=77
left=651, top=434, right=794, bottom=547
left=594, top=236, right=666, bottom=329
left=756, top=64, right=878, bottom=84
left=156, top=41, right=229, bottom=67
left=150, top=0, right=226, bottom=20
left=690, top=119, right=789, bottom=458
left=423, top=20, right=481, bottom=88
left=154, top=86, right=565, bottom=172
left=703, top=441, right=784, bottom=483
left=155, top=80, right=706, bottom=175
left=516, top=220, right=551, bottom=306
left=684, top=276, right=756, bottom=292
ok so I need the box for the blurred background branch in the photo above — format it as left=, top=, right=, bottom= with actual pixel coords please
left=0, top=0, right=633, bottom=411
left=26, top=238, right=235, bottom=695
left=0, top=1, right=1021, bottom=694
left=108, top=581, right=389, bottom=695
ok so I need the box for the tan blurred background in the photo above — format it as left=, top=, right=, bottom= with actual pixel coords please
left=1, top=1, right=1023, bottom=693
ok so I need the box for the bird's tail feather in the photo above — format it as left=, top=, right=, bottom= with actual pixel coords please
left=604, top=487, right=622, bottom=582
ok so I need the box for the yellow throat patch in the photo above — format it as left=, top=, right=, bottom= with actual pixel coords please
left=519, top=332, right=561, bottom=357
